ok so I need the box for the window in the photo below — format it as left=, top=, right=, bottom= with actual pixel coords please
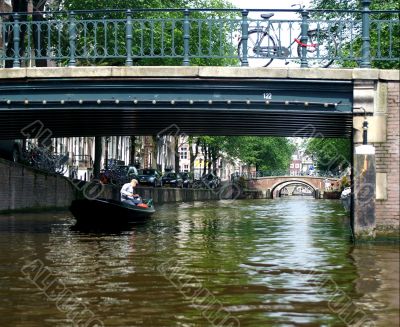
left=180, top=147, right=188, bottom=160
left=295, top=163, right=300, bottom=168
left=290, top=163, right=294, bottom=168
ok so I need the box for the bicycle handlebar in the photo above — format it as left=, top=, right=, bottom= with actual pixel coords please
left=291, top=4, right=305, bottom=10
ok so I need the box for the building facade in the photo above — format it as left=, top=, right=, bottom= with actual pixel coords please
left=289, top=154, right=302, bottom=176
left=42, top=135, right=244, bottom=181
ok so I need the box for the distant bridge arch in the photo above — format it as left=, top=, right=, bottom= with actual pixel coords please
left=273, top=180, right=317, bottom=198
left=247, top=176, right=340, bottom=199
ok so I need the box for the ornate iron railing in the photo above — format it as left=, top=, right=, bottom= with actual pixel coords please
left=0, top=6, right=398, bottom=68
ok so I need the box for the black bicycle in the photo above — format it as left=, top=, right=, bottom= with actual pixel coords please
left=237, top=11, right=338, bottom=68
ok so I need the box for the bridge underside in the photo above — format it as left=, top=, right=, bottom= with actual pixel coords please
left=0, top=77, right=353, bottom=138
left=273, top=181, right=316, bottom=198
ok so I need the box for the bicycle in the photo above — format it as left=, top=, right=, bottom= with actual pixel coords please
left=21, top=142, right=69, bottom=175
left=192, top=173, right=220, bottom=190
left=237, top=9, right=338, bottom=68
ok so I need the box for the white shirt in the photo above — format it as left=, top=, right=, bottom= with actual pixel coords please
left=120, top=183, right=136, bottom=199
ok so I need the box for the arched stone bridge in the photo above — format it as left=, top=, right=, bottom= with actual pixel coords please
left=247, top=176, right=340, bottom=199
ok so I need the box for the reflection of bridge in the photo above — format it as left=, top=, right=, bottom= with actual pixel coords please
left=247, top=176, right=339, bottom=199
left=280, top=184, right=315, bottom=197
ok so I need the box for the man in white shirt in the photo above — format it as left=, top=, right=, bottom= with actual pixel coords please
left=120, top=179, right=142, bottom=206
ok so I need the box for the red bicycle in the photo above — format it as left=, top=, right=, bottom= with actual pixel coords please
left=238, top=11, right=338, bottom=68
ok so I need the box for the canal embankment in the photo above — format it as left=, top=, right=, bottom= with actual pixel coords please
left=0, top=158, right=76, bottom=213
left=1, top=159, right=398, bottom=241
left=0, top=158, right=226, bottom=213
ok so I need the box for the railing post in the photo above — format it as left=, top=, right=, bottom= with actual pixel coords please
left=360, top=0, right=372, bottom=68
left=182, top=9, right=190, bottom=66
left=126, top=9, right=133, bottom=66
left=240, top=10, right=249, bottom=67
left=12, top=13, right=21, bottom=68
left=68, top=11, right=77, bottom=67
left=300, top=9, right=309, bottom=68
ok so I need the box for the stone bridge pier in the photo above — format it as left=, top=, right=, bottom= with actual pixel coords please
left=352, top=70, right=399, bottom=240
left=247, top=70, right=399, bottom=240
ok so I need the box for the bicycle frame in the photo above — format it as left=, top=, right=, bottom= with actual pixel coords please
left=251, top=21, right=300, bottom=60
left=239, top=15, right=335, bottom=68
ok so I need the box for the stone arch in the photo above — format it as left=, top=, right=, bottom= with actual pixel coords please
left=270, top=180, right=317, bottom=199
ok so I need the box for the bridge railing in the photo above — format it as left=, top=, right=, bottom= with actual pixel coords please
left=0, top=6, right=398, bottom=69
left=234, top=170, right=342, bottom=180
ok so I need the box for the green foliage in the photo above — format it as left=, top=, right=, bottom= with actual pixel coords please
left=309, top=0, right=399, bottom=69
left=49, top=0, right=238, bottom=66
left=189, top=136, right=294, bottom=173
left=305, top=1, right=397, bottom=174
left=305, top=138, right=351, bottom=173
left=222, top=136, right=295, bottom=172
left=340, top=175, right=350, bottom=190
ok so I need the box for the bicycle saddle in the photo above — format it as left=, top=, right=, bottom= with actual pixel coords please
left=260, top=13, right=274, bottom=19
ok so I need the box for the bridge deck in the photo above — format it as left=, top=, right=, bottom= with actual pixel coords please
left=0, top=67, right=359, bottom=138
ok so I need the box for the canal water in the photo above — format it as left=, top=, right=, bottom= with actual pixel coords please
left=0, top=198, right=398, bottom=327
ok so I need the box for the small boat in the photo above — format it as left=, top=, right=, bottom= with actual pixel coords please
left=69, top=198, right=155, bottom=224
left=340, top=187, right=351, bottom=212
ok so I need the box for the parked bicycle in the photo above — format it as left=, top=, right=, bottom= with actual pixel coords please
left=21, top=142, right=69, bottom=175
left=193, top=173, right=221, bottom=190
left=100, top=164, right=138, bottom=186
left=237, top=7, right=338, bottom=68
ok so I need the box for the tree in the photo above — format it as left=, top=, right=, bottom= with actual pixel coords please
left=206, top=136, right=295, bottom=173
left=306, top=1, right=397, bottom=174
left=49, top=0, right=237, bottom=67
left=188, top=136, right=200, bottom=173
left=305, top=138, right=351, bottom=173
left=309, top=0, right=399, bottom=69
left=47, top=1, right=237, bottom=168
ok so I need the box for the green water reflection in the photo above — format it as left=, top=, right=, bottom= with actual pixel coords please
left=0, top=198, right=398, bottom=326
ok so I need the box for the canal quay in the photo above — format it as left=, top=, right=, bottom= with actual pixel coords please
left=1, top=2, right=399, bottom=327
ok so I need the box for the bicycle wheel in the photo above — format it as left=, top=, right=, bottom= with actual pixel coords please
left=238, top=30, right=276, bottom=67
left=297, top=31, right=337, bottom=68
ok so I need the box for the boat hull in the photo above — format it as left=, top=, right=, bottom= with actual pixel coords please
left=69, top=198, right=155, bottom=224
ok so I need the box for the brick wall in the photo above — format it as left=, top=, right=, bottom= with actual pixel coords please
left=375, top=81, right=400, bottom=228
